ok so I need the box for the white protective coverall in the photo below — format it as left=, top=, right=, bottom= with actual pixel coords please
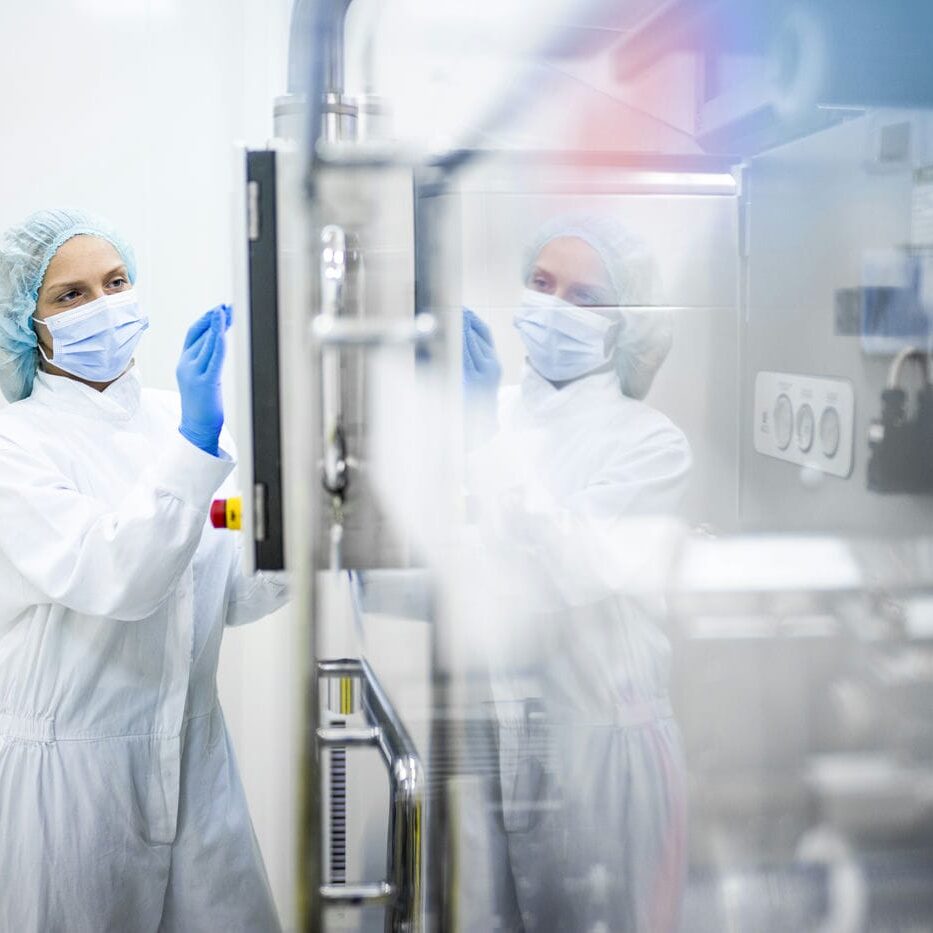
left=468, top=364, right=692, bottom=933
left=0, top=367, right=287, bottom=933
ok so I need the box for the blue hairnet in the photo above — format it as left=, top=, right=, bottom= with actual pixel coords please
left=522, top=213, right=672, bottom=399
left=0, top=208, right=137, bottom=402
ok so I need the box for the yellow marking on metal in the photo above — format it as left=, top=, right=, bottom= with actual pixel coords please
left=339, top=676, right=353, bottom=715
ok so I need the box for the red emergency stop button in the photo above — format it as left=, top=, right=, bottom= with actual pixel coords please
left=210, top=496, right=242, bottom=530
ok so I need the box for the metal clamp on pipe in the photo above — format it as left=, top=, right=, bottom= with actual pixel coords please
left=318, top=657, right=424, bottom=931
left=310, top=312, right=437, bottom=347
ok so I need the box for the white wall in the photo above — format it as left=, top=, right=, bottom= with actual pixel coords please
left=0, top=1, right=299, bottom=927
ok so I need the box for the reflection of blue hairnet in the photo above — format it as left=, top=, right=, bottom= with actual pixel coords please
left=522, top=213, right=672, bottom=400
left=0, top=209, right=137, bottom=402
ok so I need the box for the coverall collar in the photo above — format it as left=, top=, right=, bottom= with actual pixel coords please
left=519, top=363, right=620, bottom=418
left=31, top=363, right=143, bottom=422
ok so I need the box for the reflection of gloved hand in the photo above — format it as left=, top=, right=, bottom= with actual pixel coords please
left=177, top=304, right=232, bottom=456
left=462, top=308, right=501, bottom=447
left=463, top=308, right=502, bottom=396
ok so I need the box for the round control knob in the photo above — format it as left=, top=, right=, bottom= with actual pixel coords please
left=820, top=406, right=841, bottom=458
left=774, top=394, right=794, bottom=450
left=796, top=403, right=815, bottom=453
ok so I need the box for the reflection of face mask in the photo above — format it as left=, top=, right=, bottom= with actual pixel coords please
left=513, top=288, right=620, bottom=382
left=33, top=288, right=148, bottom=382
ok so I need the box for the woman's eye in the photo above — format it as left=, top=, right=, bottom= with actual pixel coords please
left=575, top=291, right=610, bottom=308
left=108, top=277, right=128, bottom=289
left=57, top=290, right=79, bottom=303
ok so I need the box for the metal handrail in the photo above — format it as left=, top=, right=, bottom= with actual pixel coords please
left=318, top=657, right=424, bottom=932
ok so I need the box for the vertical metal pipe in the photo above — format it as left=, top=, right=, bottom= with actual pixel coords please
left=294, top=4, right=356, bottom=927
left=325, top=6, right=347, bottom=95
left=298, top=654, right=323, bottom=933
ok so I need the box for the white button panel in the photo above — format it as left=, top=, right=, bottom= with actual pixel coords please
left=753, top=372, right=855, bottom=478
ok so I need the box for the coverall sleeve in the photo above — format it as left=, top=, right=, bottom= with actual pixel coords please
left=472, top=427, right=692, bottom=610
left=225, top=563, right=290, bottom=627
left=567, top=428, right=692, bottom=518
left=0, top=433, right=234, bottom=621
left=214, top=426, right=291, bottom=627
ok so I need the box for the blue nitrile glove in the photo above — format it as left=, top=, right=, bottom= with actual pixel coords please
left=176, top=304, right=233, bottom=456
left=462, top=307, right=502, bottom=396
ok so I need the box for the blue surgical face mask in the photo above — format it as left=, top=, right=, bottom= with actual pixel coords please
left=33, top=288, right=148, bottom=382
left=513, top=289, right=620, bottom=382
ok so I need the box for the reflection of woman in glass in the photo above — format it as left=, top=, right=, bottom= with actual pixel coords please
left=464, top=215, right=691, bottom=931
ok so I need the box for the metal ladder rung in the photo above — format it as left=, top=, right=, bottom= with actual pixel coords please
left=318, top=726, right=380, bottom=747
left=321, top=882, right=396, bottom=907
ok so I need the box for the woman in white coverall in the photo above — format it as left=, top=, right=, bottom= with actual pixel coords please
left=0, top=209, right=286, bottom=932
left=463, top=215, right=691, bottom=932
